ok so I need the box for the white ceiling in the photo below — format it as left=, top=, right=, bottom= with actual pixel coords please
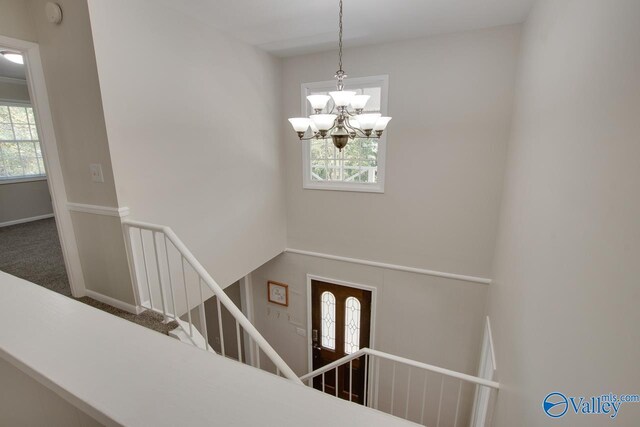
left=0, top=48, right=26, bottom=80
left=163, top=0, right=534, bottom=56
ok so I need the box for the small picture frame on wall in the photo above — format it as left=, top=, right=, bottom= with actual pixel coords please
left=267, top=281, right=289, bottom=307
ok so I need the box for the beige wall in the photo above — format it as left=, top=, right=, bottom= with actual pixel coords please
left=0, top=357, right=101, bottom=426
left=0, top=180, right=53, bottom=224
left=0, top=81, right=30, bottom=102
left=251, top=253, right=488, bottom=377
left=0, top=0, right=37, bottom=42
left=488, top=0, right=640, bottom=425
left=86, top=0, right=287, bottom=289
left=283, top=25, right=521, bottom=279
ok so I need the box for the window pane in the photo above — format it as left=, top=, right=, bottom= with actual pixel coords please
left=9, top=106, right=28, bottom=124
left=0, top=106, right=45, bottom=179
left=344, top=297, right=361, bottom=354
left=0, top=106, right=10, bottom=123
left=0, top=124, right=14, bottom=140
left=1, top=143, right=24, bottom=177
left=321, top=291, right=336, bottom=350
left=13, top=124, right=32, bottom=140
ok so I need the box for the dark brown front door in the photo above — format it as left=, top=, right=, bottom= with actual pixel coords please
left=311, top=280, right=371, bottom=403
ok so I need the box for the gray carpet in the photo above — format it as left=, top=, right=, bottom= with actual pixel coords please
left=0, top=218, right=177, bottom=334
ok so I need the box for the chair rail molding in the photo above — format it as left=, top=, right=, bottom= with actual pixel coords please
left=284, top=248, right=492, bottom=285
left=67, top=202, right=130, bottom=218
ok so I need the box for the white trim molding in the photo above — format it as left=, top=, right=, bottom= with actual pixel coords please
left=285, top=248, right=492, bottom=285
left=67, top=202, right=130, bottom=218
left=85, top=289, right=144, bottom=315
left=0, top=213, right=54, bottom=228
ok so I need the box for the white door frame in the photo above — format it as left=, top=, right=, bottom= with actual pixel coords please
left=0, top=35, right=86, bottom=297
left=305, top=274, right=377, bottom=374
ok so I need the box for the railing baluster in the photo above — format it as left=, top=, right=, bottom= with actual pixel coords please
left=236, top=320, right=242, bottom=363
left=322, top=372, right=325, bottom=393
left=405, top=366, right=411, bottom=419
left=335, top=367, right=339, bottom=398
left=198, top=278, right=209, bottom=351
left=374, top=355, right=380, bottom=409
left=453, top=380, right=462, bottom=427
left=436, top=376, right=444, bottom=427
left=180, top=256, right=193, bottom=337
left=138, top=229, right=154, bottom=309
left=163, top=236, right=177, bottom=319
left=152, top=232, right=168, bottom=320
left=363, top=354, right=369, bottom=407
left=349, top=360, right=353, bottom=402
left=420, top=371, right=428, bottom=425
left=255, top=341, right=260, bottom=368
left=276, top=367, right=280, bottom=376
left=216, top=297, right=225, bottom=356
left=390, top=362, right=397, bottom=414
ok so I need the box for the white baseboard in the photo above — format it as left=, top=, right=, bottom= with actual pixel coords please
left=0, top=213, right=54, bottom=228
left=85, top=289, right=145, bottom=315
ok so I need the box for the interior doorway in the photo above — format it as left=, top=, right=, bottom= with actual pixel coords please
left=0, top=35, right=84, bottom=297
left=308, top=276, right=375, bottom=403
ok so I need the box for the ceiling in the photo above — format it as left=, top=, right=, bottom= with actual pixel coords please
left=0, top=48, right=26, bottom=80
left=163, top=0, right=534, bottom=56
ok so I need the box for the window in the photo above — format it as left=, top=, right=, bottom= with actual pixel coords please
left=344, top=296, right=361, bottom=354
left=301, top=75, right=388, bottom=193
left=320, top=291, right=336, bottom=350
left=0, top=103, right=46, bottom=181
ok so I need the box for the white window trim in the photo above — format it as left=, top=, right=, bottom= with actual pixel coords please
left=0, top=101, right=47, bottom=181
left=301, top=75, right=389, bottom=193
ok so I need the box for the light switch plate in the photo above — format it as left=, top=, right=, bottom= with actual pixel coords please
left=90, top=163, right=104, bottom=183
left=296, top=327, right=306, bottom=337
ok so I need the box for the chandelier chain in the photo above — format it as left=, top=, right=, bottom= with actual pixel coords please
left=338, top=0, right=343, bottom=73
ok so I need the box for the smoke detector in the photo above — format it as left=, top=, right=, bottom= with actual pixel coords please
left=46, top=2, right=63, bottom=25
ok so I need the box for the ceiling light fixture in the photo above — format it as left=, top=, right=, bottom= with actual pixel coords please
left=287, top=0, right=391, bottom=151
left=1, top=51, right=24, bottom=65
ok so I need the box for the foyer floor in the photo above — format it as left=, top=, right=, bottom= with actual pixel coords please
left=0, top=218, right=177, bottom=334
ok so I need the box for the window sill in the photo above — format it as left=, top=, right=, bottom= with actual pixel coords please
left=303, top=181, right=384, bottom=193
left=0, top=176, right=47, bottom=185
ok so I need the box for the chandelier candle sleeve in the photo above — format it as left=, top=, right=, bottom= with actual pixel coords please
left=286, top=0, right=391, bottom=150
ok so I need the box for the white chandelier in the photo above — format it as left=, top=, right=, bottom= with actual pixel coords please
left=287, top=0, right=391, bottom=151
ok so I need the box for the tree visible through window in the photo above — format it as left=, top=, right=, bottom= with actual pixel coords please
left=0, top=104, right=45, bottom=180
left=302, top=75, right=388, bottom=192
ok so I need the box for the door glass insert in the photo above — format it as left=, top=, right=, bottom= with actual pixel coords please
left=321, top=291, right=336, bottom=350
left=344, top=296, right=361, bottom=354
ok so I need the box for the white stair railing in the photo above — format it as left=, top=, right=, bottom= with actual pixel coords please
left=122, top=219, right=302, bottom=384
left=300, top=348, right=499, bottom=426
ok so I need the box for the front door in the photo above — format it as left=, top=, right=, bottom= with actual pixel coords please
left=311, top=279, right=372, bottom=403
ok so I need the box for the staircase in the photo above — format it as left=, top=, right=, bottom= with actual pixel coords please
left=122, top=219, right=498, bottom=426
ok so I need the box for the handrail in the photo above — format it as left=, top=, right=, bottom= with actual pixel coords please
left=299, top=349, right=365, bottom=381
left=122, top=219, right=302, bottom=385
left=301, top=347, right=499, bottom=389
